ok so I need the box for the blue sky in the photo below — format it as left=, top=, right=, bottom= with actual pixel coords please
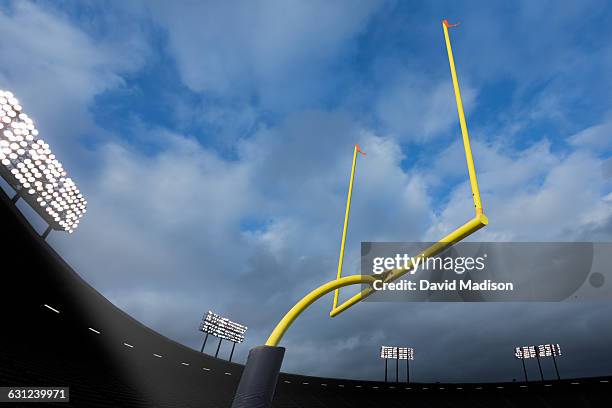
left=1, top=0, right=612, bottom=382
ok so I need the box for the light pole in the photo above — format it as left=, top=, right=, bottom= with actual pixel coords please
left=215, top=338, right=223, bottom=358
left=385, top=358, right=388, bottom=383
left=380, top=346, right=396, bottom=382
left=535, top=350, right=544, bottom=382
left=396, top=358, right=399, bottom=383
left=407, top=358, right=410, bottom=384
left=200, top=332, right=209, bottom=353
left=229, top=342, right=237, bottom=363
left=398, top=347, right=414, bottom=384
left=540, top=343, right=562, bottom=380
left=551, top=351, right=561, bottom=380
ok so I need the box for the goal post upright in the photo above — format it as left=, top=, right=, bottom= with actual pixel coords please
left=232, top=19, right=489, bottom=408
left=329, top=19, right=487, bottom=318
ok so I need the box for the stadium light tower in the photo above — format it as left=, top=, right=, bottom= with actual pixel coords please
left=199, top=311, right=247, bottom=362
left=515, top=344, right=562, bottom=382
left=380, top=346, right=396, bottom=382
left=0, top=89, right=87, bottom=239
left=231, top=20, right=487, bottom=408
left=381, top=346, right=414, bottom=383
left=514, top=345, right=535, bottom=383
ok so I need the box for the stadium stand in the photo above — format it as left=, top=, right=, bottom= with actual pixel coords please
left=1, top=186, right=611, bottom=407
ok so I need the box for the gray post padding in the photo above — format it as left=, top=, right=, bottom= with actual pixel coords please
left=231, top=345, right=285, bottom=408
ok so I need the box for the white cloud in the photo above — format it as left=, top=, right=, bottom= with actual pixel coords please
left=376, top=75, right=477, bottom=141
left=569, top=119, right=612, bottom=152
left=146, top=0, right=382, bottom=107
left=0, top=1, right=149, bottom=162
left=425, top=138, right=612, bottom=242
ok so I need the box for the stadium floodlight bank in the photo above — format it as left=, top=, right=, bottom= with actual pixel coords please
left=515, top=344, right=561, bottom=359
left=0, top=89, right=86, bottom=233
left=380, top=345, right=398, bottom=359
left=381, top=346, right=414, bottom=360
left=398, top=346, right=414, bottom=360
left=200, top=311, right=247, bottom=343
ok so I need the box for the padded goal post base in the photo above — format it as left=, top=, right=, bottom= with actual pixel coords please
left=231, top=345, right=285, bottom=408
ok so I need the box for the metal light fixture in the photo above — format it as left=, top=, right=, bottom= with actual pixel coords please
left=0, top=89, right=86, bottom=237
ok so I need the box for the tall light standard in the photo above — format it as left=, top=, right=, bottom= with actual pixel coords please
left=535, top=348, right=544, bottom=381
left=398, top=347, right=414, bottom=384
left=380, top=346, right=397, bottom=382
left=0, top=90, right=87, bottom=237
left=199, top=311, right=247, bottom=362
left=538, top=343, right=562, bottom=380
left=514, top=346, right=532, bottom=383
left=551, top=349, right=561, bottom=380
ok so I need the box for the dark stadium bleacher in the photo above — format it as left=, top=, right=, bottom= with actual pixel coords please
left=1, top=186, right=611, bottom=407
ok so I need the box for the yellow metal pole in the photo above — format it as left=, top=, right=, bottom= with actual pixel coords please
left=266, top=275, right=376, bottom=347
left=442, top=19, right=483, bottom=216
left=332, top=144, right=365, bottom=311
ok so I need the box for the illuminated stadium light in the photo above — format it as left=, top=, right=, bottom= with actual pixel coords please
left=515, top=344, right=561, bottom=359
left=514, top=345, right=537, bottom=360
left=380, top=346, right=414, bottom=384
left=199, top=311, right=247, bottom=362
left=398, top=346, right=415, bottom=361
left=0, top=89, right=86, bottom=236
left=200, top=311, right=247, bottom=343
left=380, top=345, right=398, bottom=359
left=515, top=344, right=562, bottom=382
left=538, top=344, right=562, bottom=357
